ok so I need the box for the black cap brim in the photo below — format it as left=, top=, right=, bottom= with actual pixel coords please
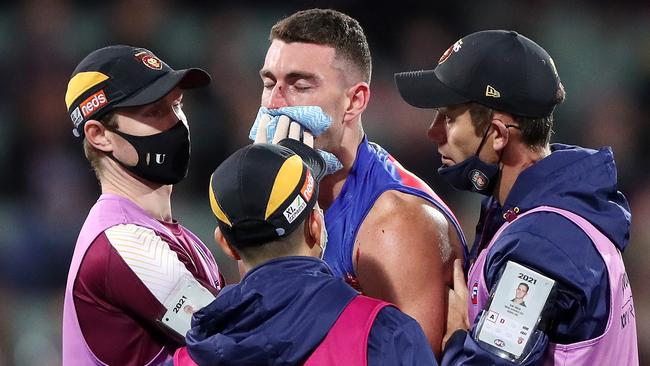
left=114, top=68, right=211, bottom=108
left=277, top=139, right=326, bottom=182
left=394, top=70, right=469, bottom=109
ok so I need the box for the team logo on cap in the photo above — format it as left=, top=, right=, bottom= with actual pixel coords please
left=438, top=39, right=462, bottom=65
left=470, top=169, right=489, bottom=191
left=135, top=51, right=163, bottom=70
left=283, top=195, right=307, bottom=224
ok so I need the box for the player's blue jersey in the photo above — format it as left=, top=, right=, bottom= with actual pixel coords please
left=323, top=137, right=468, bottom=284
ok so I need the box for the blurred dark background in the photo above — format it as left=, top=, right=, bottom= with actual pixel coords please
left=0, top=1, right=648, bottom=364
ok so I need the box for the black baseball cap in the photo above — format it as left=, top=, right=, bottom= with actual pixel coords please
left=65, top=45, right=211, bottom=138
left=395, top=30, right=562, bottom=118
left=209, top=139, right=326, bottom=247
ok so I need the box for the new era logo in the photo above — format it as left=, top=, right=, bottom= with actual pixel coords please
left=485, top=85, right=501, bottom=98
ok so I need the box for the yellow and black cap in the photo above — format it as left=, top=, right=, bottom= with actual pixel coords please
left=209, top=139, right=326, bottom=247
left=65, top=45, right=211, bottom=138
left=395, top=30, right=562, bottom=118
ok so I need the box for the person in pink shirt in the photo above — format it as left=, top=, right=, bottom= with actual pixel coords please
left=62, top=45, right=222, bottom=366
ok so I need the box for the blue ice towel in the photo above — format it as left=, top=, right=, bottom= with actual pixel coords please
left=249, top=106, right=332, bottom=140
left=249, top=106, right=343, bottom=175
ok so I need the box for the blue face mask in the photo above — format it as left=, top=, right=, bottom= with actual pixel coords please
left=438, top=155, right=500, bottom=195
left=437, top=125, right=503, bottom=196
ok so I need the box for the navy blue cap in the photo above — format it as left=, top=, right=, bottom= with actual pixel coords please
left=209, top=139, right=326, bottom=247
left=395, top=30, right=562, bottom=118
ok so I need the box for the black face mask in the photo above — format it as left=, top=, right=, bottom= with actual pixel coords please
left=437, top=124, right=509, bottom=196
left=110, top=120, right=190, bottom=185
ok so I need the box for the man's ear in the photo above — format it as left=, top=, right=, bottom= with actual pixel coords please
left=305, top=208, right=325, bottom=249
left=490, top=113, right=515, bottom=153
left=302, top=209, right=321, bottom=250
left=342, top=82, right=370, bottom=125
left=214, top=226, right=241, bottom=261
left=84, top=120, right=113, bottom=153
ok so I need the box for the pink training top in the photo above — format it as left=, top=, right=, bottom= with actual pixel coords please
left=467, top=206, right=638, bottom=365
left=63, top=194, right=221, bottom=366
left=304, top=295, right=390, bottom=366
left=172, top=295, right=390, bottom=366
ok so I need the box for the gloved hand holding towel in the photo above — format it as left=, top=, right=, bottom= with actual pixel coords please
left=249, top=106, right=343, bottom=175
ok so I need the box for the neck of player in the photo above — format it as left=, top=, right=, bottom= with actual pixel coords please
left=318, top=123, right=364, bottom=210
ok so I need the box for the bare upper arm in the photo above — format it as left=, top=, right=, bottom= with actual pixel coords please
left=354, top=190, right=461, bottom=356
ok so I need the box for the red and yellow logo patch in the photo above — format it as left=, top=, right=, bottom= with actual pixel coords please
left=438, top=39, right=463, bottom=65
left=135, top=51, right=163, bottom=70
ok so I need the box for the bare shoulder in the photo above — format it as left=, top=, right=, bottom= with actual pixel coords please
left=352, top=191, right=463, bottom=290
left=354, top=189, right=459, bottom=353
left=357, top=190, right=457, bottom=264
left=366, top=190, right=450, bottom=230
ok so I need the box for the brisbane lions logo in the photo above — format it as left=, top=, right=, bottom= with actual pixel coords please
left=134, top=51, right=163, bottom=70
left=438, top=39, right=463, bottom=64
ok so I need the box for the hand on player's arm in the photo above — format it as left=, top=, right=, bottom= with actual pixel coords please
left=443, top=258, right=470, bottom=350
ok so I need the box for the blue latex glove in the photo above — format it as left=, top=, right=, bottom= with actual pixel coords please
left=249, top=106, right=343, bottom=175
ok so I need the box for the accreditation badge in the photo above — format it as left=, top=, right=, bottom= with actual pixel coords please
left=161, top=274, right=216, bottom=336
left=475, top=261, right=556, bottom=362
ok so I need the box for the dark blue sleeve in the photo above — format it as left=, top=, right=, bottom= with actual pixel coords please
left=367, top=306, right=438, bottom=366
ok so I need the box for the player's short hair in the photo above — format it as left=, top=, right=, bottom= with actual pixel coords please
left=270, top=8, right=372, bottom=83
left=235, top=222, right=306, bottom=263
left=518, top=282, right=530, bottom=292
